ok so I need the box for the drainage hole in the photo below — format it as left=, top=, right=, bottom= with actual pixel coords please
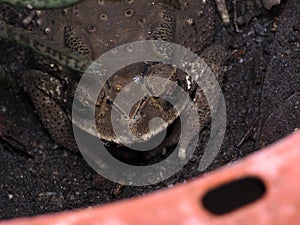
left=202, top=176, right=266, bottom=215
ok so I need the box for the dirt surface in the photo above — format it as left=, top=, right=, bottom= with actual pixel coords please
left=0, top=0, right=299, bottom=220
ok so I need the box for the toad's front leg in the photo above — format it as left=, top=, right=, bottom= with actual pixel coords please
left=22, top=69, right=78, bottom=151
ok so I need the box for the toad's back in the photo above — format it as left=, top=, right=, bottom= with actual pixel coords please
left=35, top=0, right=215, bottom=59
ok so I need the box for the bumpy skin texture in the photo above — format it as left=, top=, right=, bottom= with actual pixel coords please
left=0, top=0, right=83, bottom=9
left=13, top=0, right=223, bottom=152
left=0, top=21, right=91, bottom=72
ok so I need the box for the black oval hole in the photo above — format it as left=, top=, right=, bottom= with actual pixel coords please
left=202, top=176, right=266, bottom=215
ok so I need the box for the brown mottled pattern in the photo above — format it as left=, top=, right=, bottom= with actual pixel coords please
left=3, top=0, right=223, bottom=152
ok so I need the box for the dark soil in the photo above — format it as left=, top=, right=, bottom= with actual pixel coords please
left=0, top=0, right=299, bottom=219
